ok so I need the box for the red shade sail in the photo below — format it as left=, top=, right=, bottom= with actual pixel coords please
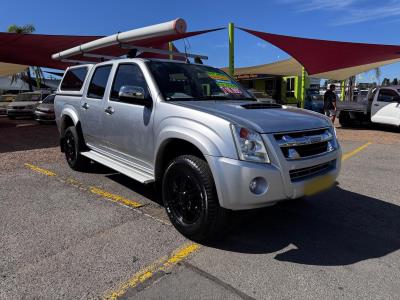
left=239, top=27, right=400, bottom=76
left=0, top=28, right=223, bottom=70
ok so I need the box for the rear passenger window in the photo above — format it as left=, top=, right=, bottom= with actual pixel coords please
left=60, top=67, right=88, bottom=91
left=87, top=65, right=112, bottom=99
left=110, top=64, right=149, bottom=102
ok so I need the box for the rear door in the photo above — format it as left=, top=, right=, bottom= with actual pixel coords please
left=371, top=88, right=400, bottom=126
left=80, top=64, right=113, bottom=149
left=101, top=62, right=155, bottom=171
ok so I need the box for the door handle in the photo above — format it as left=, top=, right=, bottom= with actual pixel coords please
left=82, top=102, right=89, bottom=110
left=374, top=103, right=379, bottom=106
left=104, top=106, right=115, bottom=114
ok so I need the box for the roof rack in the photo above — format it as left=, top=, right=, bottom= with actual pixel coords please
left=52, top=19, right=208, bottom=64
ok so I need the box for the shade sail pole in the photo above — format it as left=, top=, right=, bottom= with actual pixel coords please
left=228, top=22, right=234, bottom=76
left=300, top=66, right=307, bottom=108
left=168, top=42, right=173, bottom=60
left=341, top=80, right=346, bottom=101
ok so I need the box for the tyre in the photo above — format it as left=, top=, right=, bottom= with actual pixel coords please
left=162, top=155, right=229, bottom=242
left=339, top=111, right=353, bottom=127
left=63, top=126, right=90, bottom=171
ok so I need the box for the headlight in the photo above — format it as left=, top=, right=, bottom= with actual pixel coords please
left=231, top=124, right=270, bottom=163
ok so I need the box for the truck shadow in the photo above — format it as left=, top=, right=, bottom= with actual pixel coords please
left=103, top=172, right=400, bottom=266
left=211, top=185, right=400, bottom=266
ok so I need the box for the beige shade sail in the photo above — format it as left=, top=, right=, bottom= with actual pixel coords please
left=312, top=58, right=400, bottom=80
left=0, top=62, right=28, bottom=76
left=222, top=58, right=302, bottom=77
left=224, top=57, right=400, bottom=80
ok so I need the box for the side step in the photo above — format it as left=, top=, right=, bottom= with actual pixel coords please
left=81, top=150, right=154, bottom=184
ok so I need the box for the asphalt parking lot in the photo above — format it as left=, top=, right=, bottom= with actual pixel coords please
left=0, top=116, right=399, bottom=299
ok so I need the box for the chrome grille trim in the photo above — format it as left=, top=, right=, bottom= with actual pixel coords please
left=274, top=128, right=336, bottom=160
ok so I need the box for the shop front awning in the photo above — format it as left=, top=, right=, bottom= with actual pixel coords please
left=237, top=28, right=400, bottom=80
left=0, top=62, right=28, bottom=76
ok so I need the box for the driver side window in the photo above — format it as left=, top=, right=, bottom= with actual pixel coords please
left=110, top=64, right=149, bottom=103
left=377, top=89, right=398, bottom=102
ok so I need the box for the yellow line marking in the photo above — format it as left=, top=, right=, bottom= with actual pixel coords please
left=341, top=142, right=372, bottom=162
left=90, top=186, right=142, bottom=208
left=104, top=243, right=200, bottom=300
left=24, top=163, right=143, bottom=209
left=24, top=163, right=57, bottom=177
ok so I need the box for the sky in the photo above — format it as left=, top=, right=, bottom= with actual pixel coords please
left=2, top=0, right=400, bottom=82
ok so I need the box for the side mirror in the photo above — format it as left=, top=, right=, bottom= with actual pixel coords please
left=118, top=85, right=152, bottom=108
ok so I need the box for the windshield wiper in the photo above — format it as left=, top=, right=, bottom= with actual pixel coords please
left=197, top=95, right=230, bottom=100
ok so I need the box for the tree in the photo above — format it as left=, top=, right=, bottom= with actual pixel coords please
left=7, top=24, right=35, bottom=34
left=374, top=67, right=381, bottom=84
left=392, top=78, right=398, bottom=86
left=381, top=78, right=390, bottom=86
left=7, top=24, right=44, bottom=91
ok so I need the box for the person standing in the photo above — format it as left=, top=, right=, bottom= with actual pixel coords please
left=324, top=84, right=337, bottom=123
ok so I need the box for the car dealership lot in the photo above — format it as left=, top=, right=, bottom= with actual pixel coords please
left=0, top=117, right=399, bottom=299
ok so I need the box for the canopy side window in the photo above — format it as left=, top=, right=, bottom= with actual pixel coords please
left=60, top=67, right=88, bottom=91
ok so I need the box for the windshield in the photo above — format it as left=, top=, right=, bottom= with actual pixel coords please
left=148, top=61, right=255, bottom=101
left=15, top=93, right=42, bottom=102
left=42, top=95, right=55, bottom=104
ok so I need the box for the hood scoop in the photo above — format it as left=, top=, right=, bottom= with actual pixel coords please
left=241, top=103, right=282, bottom=109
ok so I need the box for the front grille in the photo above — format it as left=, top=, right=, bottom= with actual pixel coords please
left=289, top=160, right=336, bottom=181
left=275, top=128, right=335, bottom=160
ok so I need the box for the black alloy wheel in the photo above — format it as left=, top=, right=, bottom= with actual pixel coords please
left=165, top=166, right=205, bottom=226
left=63, top=126, right=90, bottom=171
left=64, top=130, right=77, bottom=165
left=162, top=155, right=229, bottom=242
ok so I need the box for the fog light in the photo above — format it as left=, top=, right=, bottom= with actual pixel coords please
left=249, top=177, right=268, bottom=195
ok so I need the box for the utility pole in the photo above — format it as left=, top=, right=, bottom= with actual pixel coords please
left=228, top=22, right=234, bottom=76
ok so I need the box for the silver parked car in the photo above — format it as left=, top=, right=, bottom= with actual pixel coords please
left=35, top=94, right=55, bottom=123
left=0, top=94, right=16, bottom=115
left=7, top=91, right=50, bottom=119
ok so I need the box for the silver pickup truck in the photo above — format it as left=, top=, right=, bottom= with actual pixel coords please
left=55, top=58, right=341, bottom=241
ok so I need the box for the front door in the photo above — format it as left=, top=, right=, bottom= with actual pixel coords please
left=371, top=88, right=400, bottom=126
left=80, top=64, right=113, bottom=149
left=101, top=63, right=154, bottom=171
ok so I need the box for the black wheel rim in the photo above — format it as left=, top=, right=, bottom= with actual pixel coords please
left=64, top=132, right=76, bottom=163
left=166, top=169, right=205, bottom=225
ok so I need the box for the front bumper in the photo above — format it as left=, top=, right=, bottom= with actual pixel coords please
left=7, top=108, right=35, bottom=117
left=207, top=146, right=341, bottom=210
left=35, top=110, right=55, bottom=121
